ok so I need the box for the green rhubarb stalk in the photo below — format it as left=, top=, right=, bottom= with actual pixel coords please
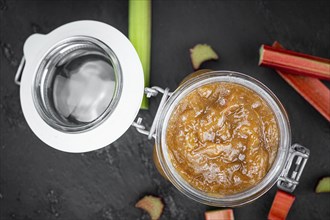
left=129, top=0, right=151, bottom=109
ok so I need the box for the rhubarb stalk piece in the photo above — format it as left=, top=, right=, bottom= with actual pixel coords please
left=205, top=209, right=235, bottom=220
left=259, top=44, right=330, bottom=80
left=190, top=44, right=218, bottom=69
left=268, top=190, right=295, bottom=220
left=135, top=195, right=164, bottom=220
left=271, top=42, right=330, bottom=122
left=316, top=177, right=330, bottom=193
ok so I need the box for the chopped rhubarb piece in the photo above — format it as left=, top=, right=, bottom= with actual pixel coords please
left=316, top=177, right=330, bottom=193
left=268, top=190, right=295, bottom=220
left=190, top=44, right=218, bottom=69
left=271, top=42, right=330, bottom=122
left=259, top=44, right=330, bottom=80
left=205, top=209, right=234, bottom=220
left=135, top=195, right=164, bottom=220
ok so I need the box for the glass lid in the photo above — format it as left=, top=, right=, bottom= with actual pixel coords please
left=19, top=20, right=144, bottom=153
left=33, top=37, right=122, bottom=133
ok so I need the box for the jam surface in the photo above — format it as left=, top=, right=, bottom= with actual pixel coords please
left=166, top=82, right=279, bottom=195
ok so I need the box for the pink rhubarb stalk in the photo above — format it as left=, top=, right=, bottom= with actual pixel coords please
left=259, top=44, right=330, bottom=80
left=268, top=190, right=295, bottom=220
left=272, top=42, right=330, bottom=122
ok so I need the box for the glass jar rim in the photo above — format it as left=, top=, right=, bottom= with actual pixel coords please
left=32, top=36, right=123, bottom=133
left=155, top=70, right=291, bottom=206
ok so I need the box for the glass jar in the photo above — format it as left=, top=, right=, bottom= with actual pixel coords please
left=153, top=70, right=309, bottom=207
left=16, top=21, right=309, bottom=207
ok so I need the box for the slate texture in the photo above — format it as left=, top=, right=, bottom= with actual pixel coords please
left=0, top=0, right=329, bottom=220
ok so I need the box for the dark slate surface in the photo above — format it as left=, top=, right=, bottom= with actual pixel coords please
left=1, top=0, right=330, bottom=219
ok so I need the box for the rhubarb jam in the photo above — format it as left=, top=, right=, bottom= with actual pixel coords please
left=166, top=82, right=279, bottom=195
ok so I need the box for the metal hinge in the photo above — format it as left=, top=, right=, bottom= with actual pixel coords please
left=277, top=143, right=310, bottom=193
left=132, top=86, right=172, bottom=139
left=15, top=56, right=25, bottom=86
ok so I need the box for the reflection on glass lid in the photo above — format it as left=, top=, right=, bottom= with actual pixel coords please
left=33, top=37, right=122, bottom=132
left=52, top=52, right=116, bottom=123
